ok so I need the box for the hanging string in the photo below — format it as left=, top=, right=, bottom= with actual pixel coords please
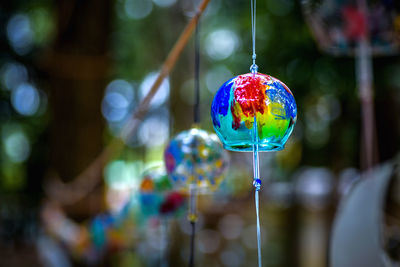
left=188, top=187, right=197, bottom=267
left=189, top=21, right=201, bottom=267
left=250, top=0, right=262, bottom=265
left=250, top=0, right=258, bottom=74
left=160, top=219, right=169, bottom=267
left=252, top=116, right=262, bottom=267
left=193, top=20, right=201, bottom=124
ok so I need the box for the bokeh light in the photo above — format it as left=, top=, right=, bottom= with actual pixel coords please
left=3, top=127, right=31, bottom=163
left=241, top=224, right=266, bottom=249
left=1, top=62, right=28, bottom=90
left=197, top=229, right=221, bottom=254
left=205, top=29, right=240, bottom=60
left=123, top=0, right=153, bottom=20
left=295, top=167, right=334, bottom=211
left=152, top=0, right=176, bottom=8
left=28, top=7, right=54, bottom=46
left=11, top=83, right=40, bottom=116
left=219, top=243, right=245, bottom=267
left=206, top=65, right=233, bottom=93
left=138, top=113, right=169, bottom=147
left=6, top=14, right=34, bottom=55
left=139, top=72, right=170, bottom=109
left=101, top=79, right=134, bottom=123
left=104, top=160, right=142, bottom=190
left=218, top=214, right=244, bottom=240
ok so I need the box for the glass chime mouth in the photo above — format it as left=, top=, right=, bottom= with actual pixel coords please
left=222, top=140, right=284, bottom=152
left=211, top=73, right=297, bottom=152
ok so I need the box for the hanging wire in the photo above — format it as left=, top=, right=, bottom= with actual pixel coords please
left=252, top=116, right=262, bottom=267
left=250, top=0, right=258, bottom=74
left=188, top=19, right=201, bottom=267
left=194, top=20, right=201, bottom=124
left=250, top=0, right=262, bottom=265
left=188, top=186, right=197, bottom=267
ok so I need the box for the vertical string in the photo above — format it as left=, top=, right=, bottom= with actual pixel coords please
left=188, top=187, right=197, bottom=267
left=253, top=117, right=262, bottom=267
left=193, top=20, right=201, bottom=124
left=189, top=220, right=196, bottom=267
left=255, top=190, right=262, bottom=267
left=250, top=0, right=258, bottom=73
left=189, top=16, right=201, bottom=267
left=251, top=0, right=261, bottom=264
left=160, top=219, right=169, bottom=267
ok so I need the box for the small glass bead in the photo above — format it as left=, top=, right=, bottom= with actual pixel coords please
left=250, top=63, right=258, bottom=73
left=253, top=178, right=262, bottom=190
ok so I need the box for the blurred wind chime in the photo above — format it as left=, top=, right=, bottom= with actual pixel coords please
left=136, top=165, right=186, bottom=267
left=211, top=0, right=297, bottom=266
left=164, top=19, right=229, bottom=267
left=301, top=0, right=400, bottom=170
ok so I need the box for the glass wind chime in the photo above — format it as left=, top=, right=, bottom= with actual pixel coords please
left=301, top=0, right=400, bottom=170
left=211, top=0, right=297, bottom=266
left=164, top=21, right=229, bottom=267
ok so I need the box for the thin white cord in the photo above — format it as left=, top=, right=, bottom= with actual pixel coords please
left=250, top=0, right=258, bottom=73
left=252, top=116, right=262, bottom=267
left=250, top=2, right=261, bottom=264
left=255, top=190, right=262, bottom=267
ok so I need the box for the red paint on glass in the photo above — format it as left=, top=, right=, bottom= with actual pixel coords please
left=234, top=75, right=266, bottom=117
left=231, top=104, right=241, bottom=130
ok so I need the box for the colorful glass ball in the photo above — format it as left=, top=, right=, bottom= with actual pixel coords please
left=164, top=127, right=229, bottom=192
left=211, top=73, right=297, bottom=152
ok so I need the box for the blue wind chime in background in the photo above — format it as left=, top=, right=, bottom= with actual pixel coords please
left=210, top=0, right=297, bottom=266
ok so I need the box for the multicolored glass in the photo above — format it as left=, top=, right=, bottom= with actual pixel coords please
left=164, top=127, right=229, bottom=193
left=211, top=73, right=297, bottom=151
left=138, top=167, right=186, bottom=221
